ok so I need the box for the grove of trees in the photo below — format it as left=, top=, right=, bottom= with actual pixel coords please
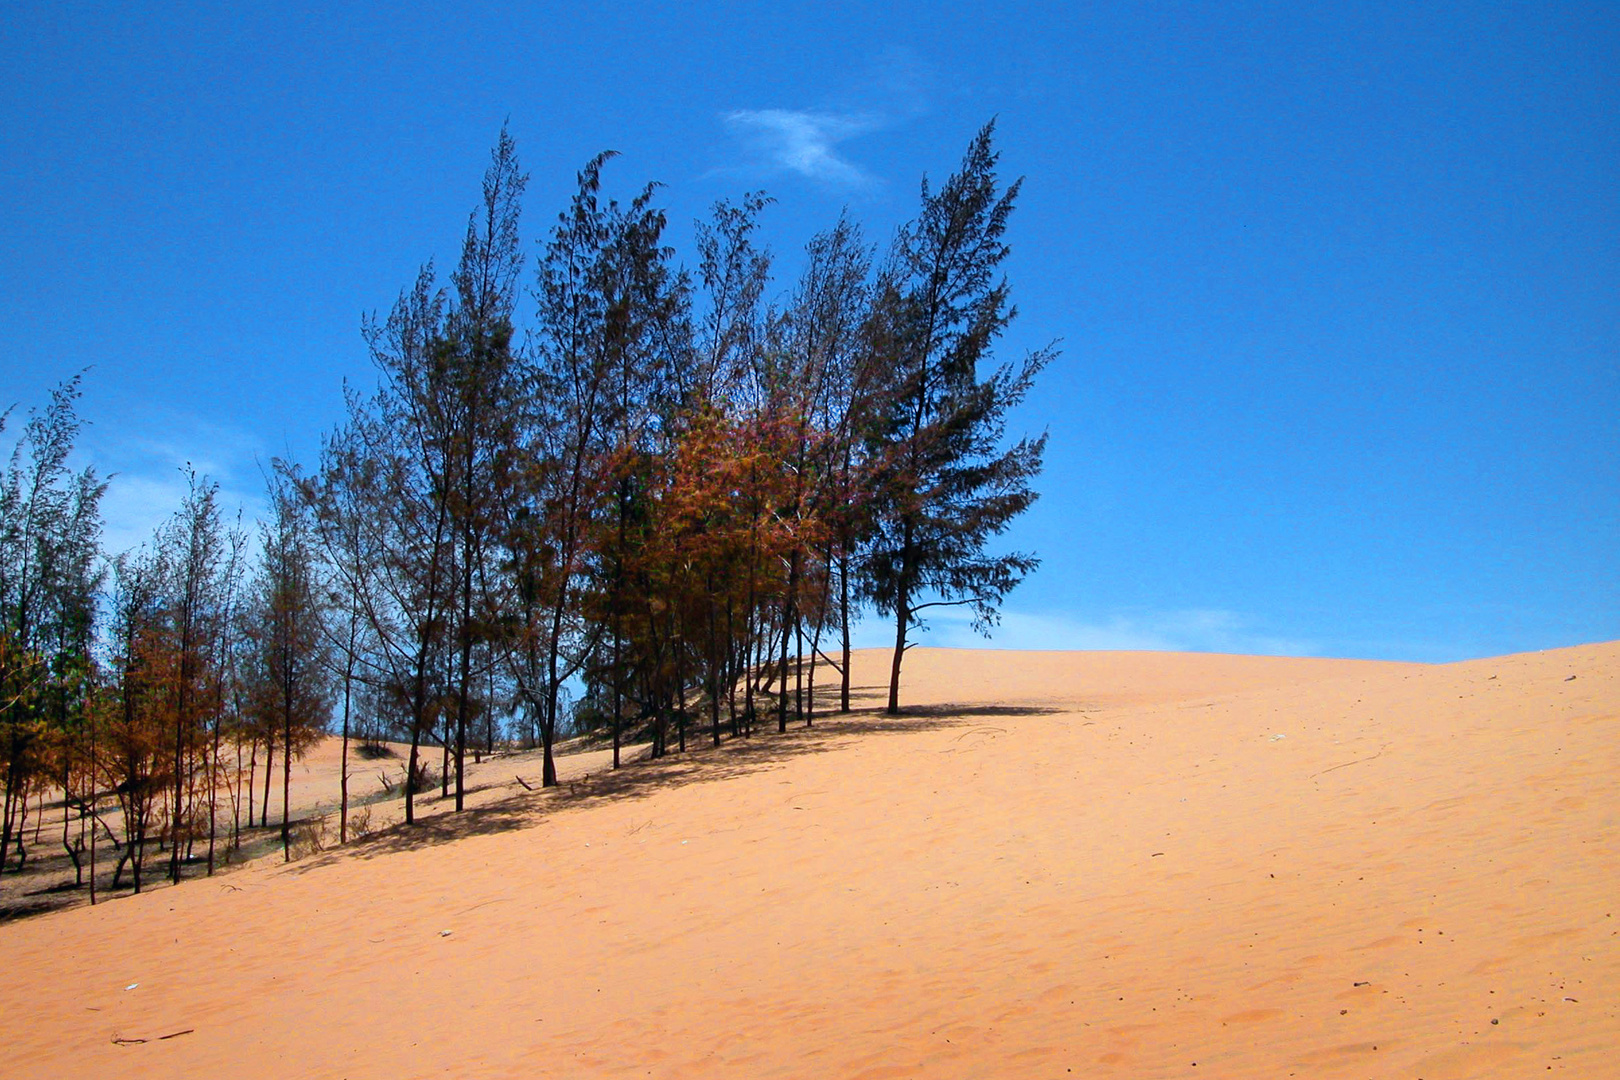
left=0, top=121, right=1049, bottom=904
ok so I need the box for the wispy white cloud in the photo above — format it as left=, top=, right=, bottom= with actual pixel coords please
left=723, top=109, right=880, bottom=188
left=853, top=606, right=1319, bottom=657
left=81, top=414, right=268, bottom=559
left=97, top=469, right=264, bottom=561
left=719, top=47, right=936, bottom=191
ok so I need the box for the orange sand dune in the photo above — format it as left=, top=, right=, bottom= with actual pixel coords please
left=1, top=643, right=1616, bottom=1079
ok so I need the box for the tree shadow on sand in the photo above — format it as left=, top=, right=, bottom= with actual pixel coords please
left=285, top=700, right=1063, bottom=872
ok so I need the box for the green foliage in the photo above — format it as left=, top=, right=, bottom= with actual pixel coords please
left=0, top=373, right=107, bottom=872
left=859, top=123, right=1051, bottom=709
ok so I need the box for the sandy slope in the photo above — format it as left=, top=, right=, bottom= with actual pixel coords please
left=1, top=644, right=1615, bottom=1079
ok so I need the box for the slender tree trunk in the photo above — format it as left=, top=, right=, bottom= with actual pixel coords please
left=207, top=707, right=221, bottom=876
left=339, top=647, right=353, bottom=844
left=62, top=757, right=80, bottom=885
left=131, top=799, right=144, bottom=894
left=742, top=606, right=755, bottom=732
left=644, top=602, right=665, bottom=759
left=778, top=590, right=792, bottom=734
left=542, top=593, right=566, bottom=786
left=751, top=619, right=781, bottom=736
left=245, top=736, right=256, bottom=832
left=281, top=706, right=291, bottom=861
left=888, top=591, right=909, bottom=716
left=807, top=539, right=837, bottom=726
left=12, top=786, right=28, bottom=870
left=405, top=491, right=449, bottom=827
left=89, top=718, right=97, bottom=905
left=260, top=738, right=274, bottom=829
left=744, top=484, right=758, bottom=732
left=611, top=470, right=630, bottom=770
left=171, top=593, right=198, bottom=883
left=708, top=585, right=722, bottom=747
left=1, top=765, right=13, bottom=876
left=183, top=745, right=198, bottom=862
left=439, top=714, right=450, bottom=798
left=726, top=598, right=739, bottom=737
left=281, top=645, right=294, bottom=861
left=610, top=623, right=622, bottom=770
left=75, top=787, right=87, bottom=887
left=796, top=611, right=807, bottom=727
left=887, top=519, right=915, bottom=715
left=233, top=732, right=245, bottom=851
left=674, top=611, right=687, bottom=754
left=454, top=548, right=472, bottom=812
left=840, top=548, right=852, bottom=713
left=540, top=683, right=558, bottom=787
left=405, top=728, right=422, bottom=826
left=806, top=620, right=819, bottom=728
left=486, top=663, right=496, bottom=755
left=170, top=701, right=185, bottom=883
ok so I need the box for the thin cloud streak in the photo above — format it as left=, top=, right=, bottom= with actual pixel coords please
left=97, top=470, right=263, bottom=560
left=723, top=109, right=879, bottom=188
left=852, top=606, right=1320, bottom=657
left=79, top=414, right=267, bottom=559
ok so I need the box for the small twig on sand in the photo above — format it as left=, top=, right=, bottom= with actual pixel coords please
left=940, top=726, right=1009, bottom=753
left=454, top=897, right=512, bottom=916
left=514, top=775, right=534, bottom=791
left=1312, top=743, right=1391, bottom=779
left=954, top=726, right=1008, bottom=741
left=112, top=1029, right=194, bottom=1045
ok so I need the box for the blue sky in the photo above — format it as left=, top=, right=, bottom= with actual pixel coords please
left=3, top=1, right=1615, bottom=661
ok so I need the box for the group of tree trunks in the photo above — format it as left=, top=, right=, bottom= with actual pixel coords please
left=1, top=381, right=328, bottom=900
left=0, top=121, right=1047, bottom=905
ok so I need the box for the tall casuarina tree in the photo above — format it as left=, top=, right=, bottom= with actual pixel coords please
left=863, top=122, right=1053, bottom=714
left=247, top=467, right=330, bottom=861
left=0, top=375, right=106, bottom=876
left=443, top=127, right=527, bottom=811
left=504, top=152, right=616, bottom=787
